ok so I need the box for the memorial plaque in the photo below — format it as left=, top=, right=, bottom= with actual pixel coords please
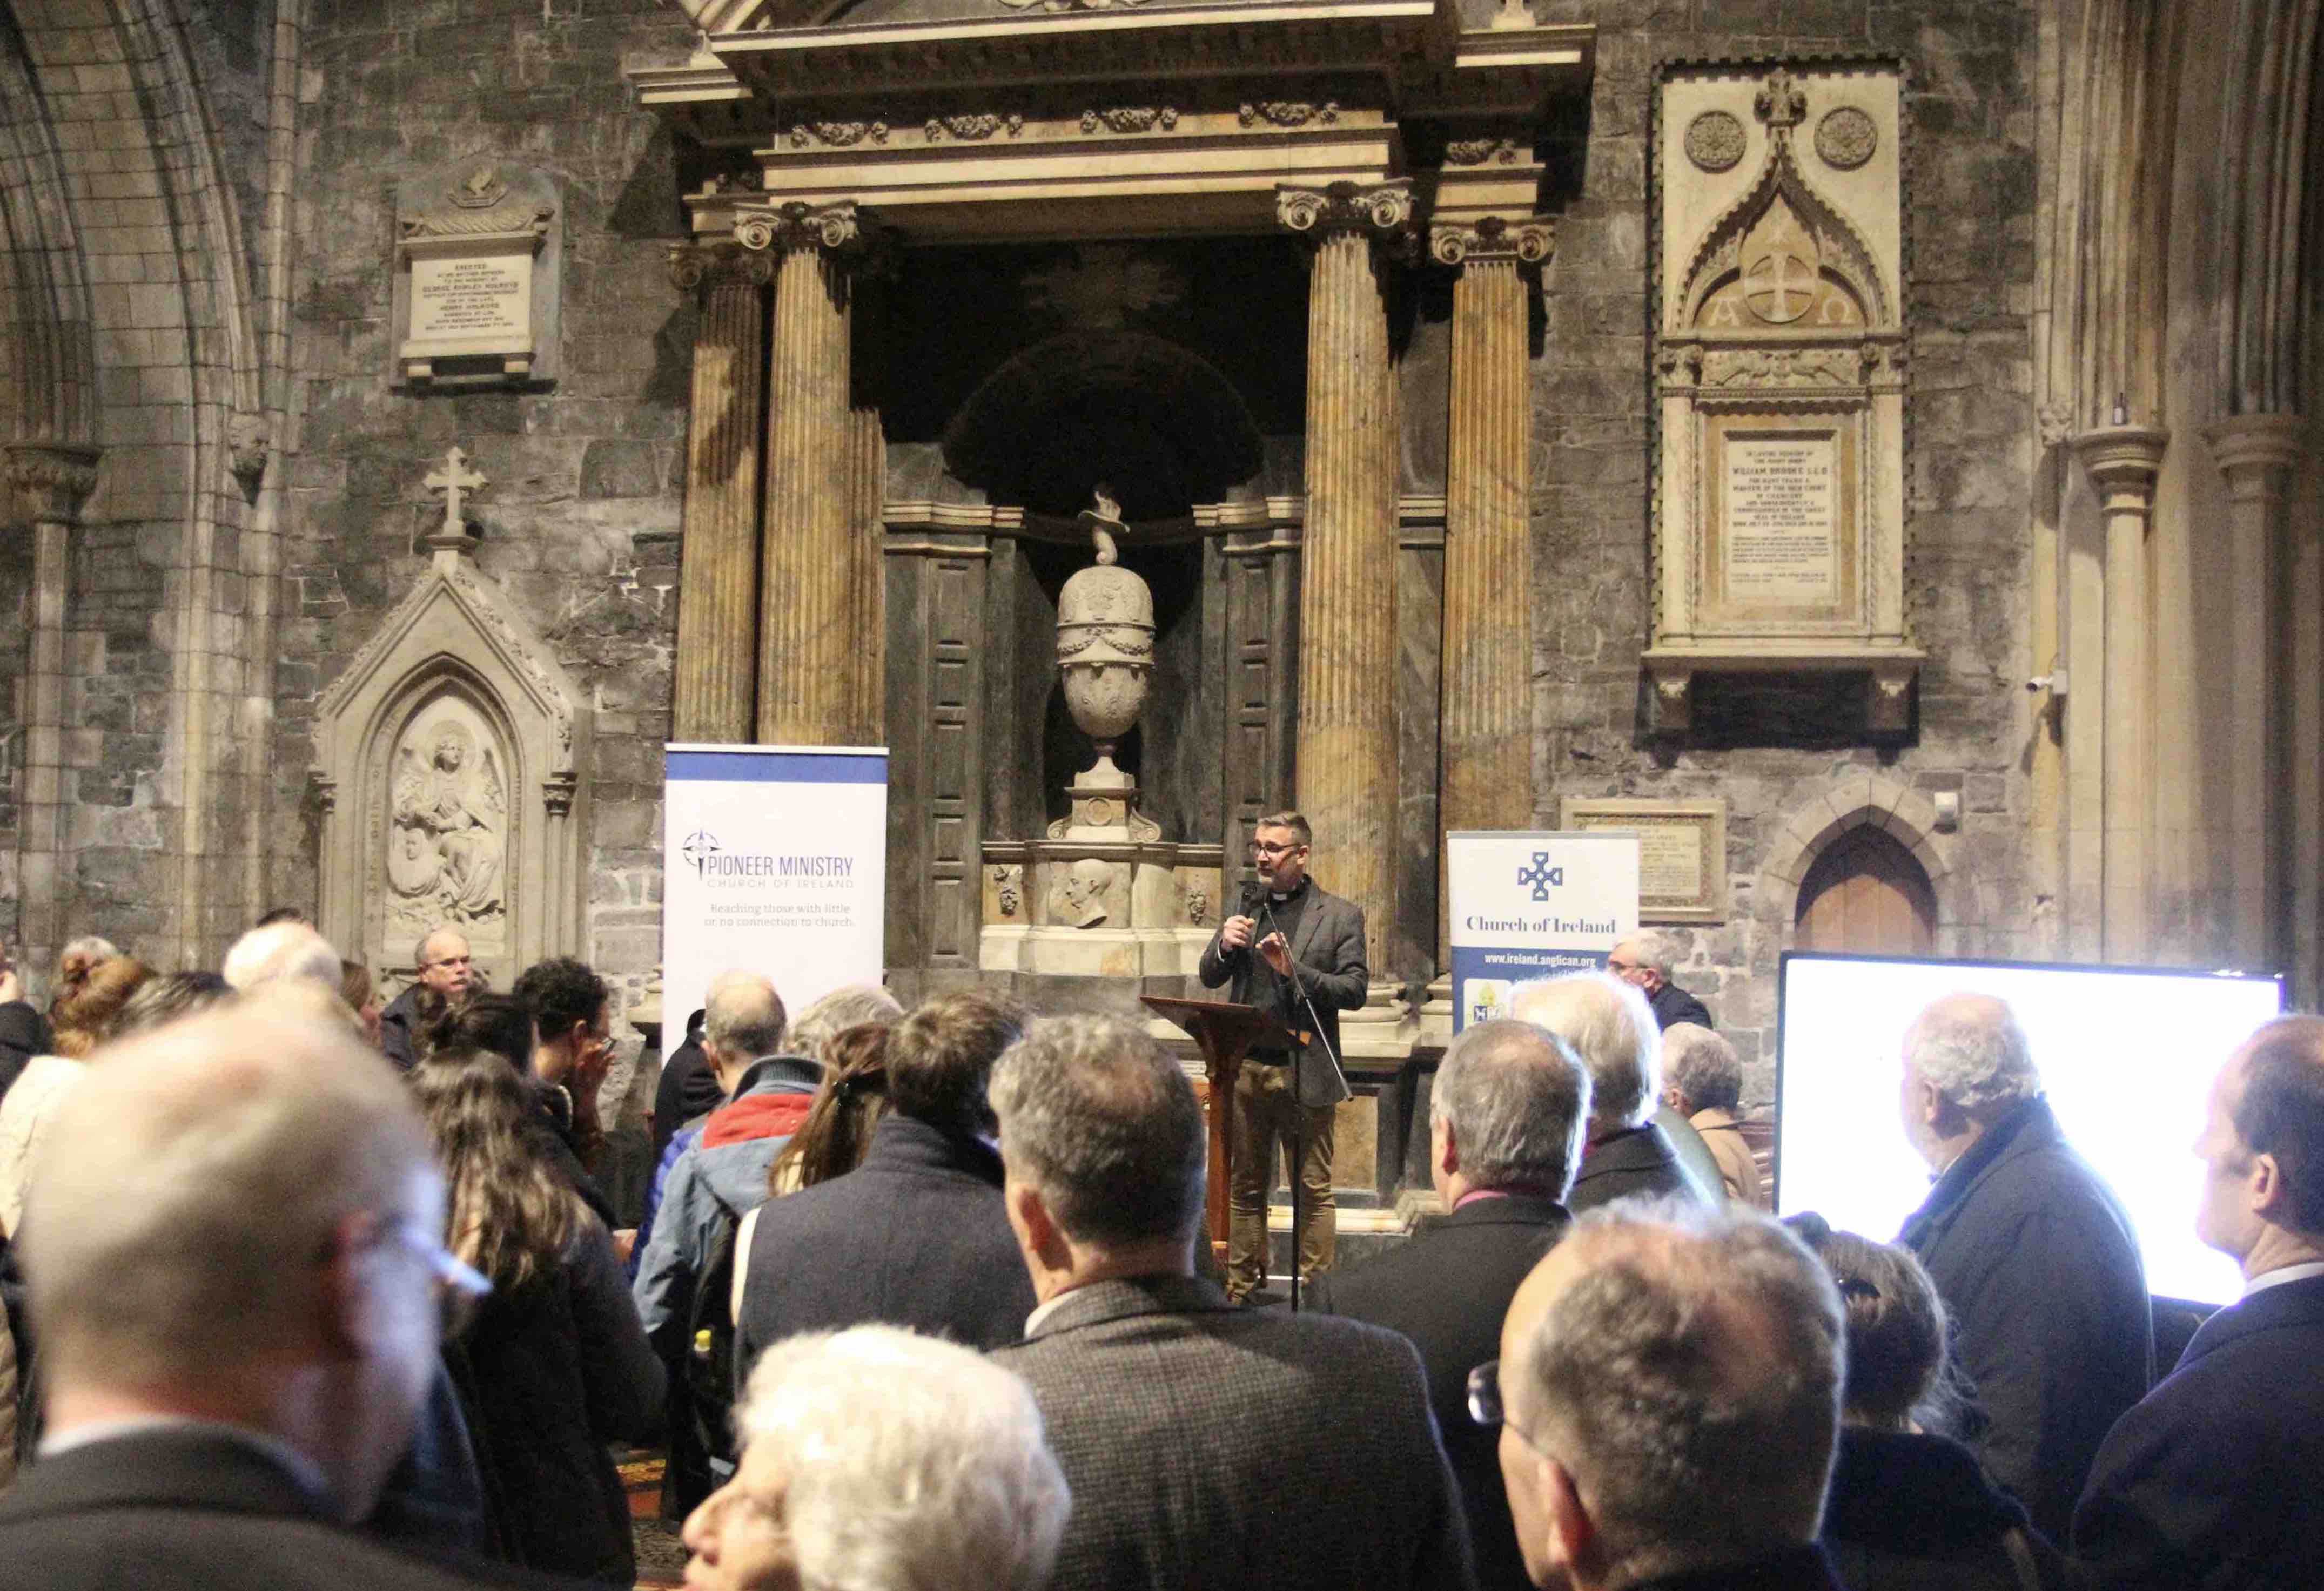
left=1723, top=433, right=1838, bottom=603
left=409, top=254, right=533, bottom=344
left=392, top=162, right=562, bottom=390
left=1558, top=798, right=1729, bottom=922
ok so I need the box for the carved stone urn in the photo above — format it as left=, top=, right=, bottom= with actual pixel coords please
left=1054, top=488, right=1153, bottom=779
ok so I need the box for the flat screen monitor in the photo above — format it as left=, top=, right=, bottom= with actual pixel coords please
left=1776, top=952, right=2286, bottom=1306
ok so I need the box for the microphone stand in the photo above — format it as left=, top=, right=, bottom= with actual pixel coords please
left=1247, top=879, right=1347, bottom=1314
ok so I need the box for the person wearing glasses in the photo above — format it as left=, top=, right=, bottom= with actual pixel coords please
left=1197, top=808, right=1367, bottom=1299
left=0, top=996, right=536, bottom=1589
left=1485, top=1200, right=1849, bottom=1591
left=382, top=926, right=480, bottom=1073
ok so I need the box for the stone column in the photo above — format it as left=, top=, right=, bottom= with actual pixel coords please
left=6, top=443, right=100, bottom=985
left=738, top=200, right=864, bottom=747
left=2205, top=413, right=2309, bottom=993
left=668, top=242, right=771, bottom=744
left=847, top=405, right=886, bottom=744
left=1279, top=181, right=1411, bottom=1024
left=2072, top=426, right=2168, bottom=962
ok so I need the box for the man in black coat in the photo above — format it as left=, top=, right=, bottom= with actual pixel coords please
left=1198, top=808, right=1369, bottom=1296
left=379, top=926, right=478, bottom=1072
left=1608, top=932, right=1714, bottom=1032
left=0, top=999, right=541, bottom=1590
left=649, top=1007, right=716, bottom=1163
left=733, top=988, right=1036, bottom=1378
left=1510, top=973, right=1712, bottom=1214
left=1308, top=1018, right=1588, bottom=1591
left=1896, top=993, right=2152, bottom=1544
left=2073, top=1015, right=2324, bottom=1589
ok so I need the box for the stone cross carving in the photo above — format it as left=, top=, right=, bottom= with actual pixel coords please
left=424, top=447, right=487, bottom=536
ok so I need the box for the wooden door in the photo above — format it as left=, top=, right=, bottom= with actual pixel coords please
left=1794, top=825, right=1936, bottom=955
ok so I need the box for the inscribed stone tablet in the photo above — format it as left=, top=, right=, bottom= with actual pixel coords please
left=410, top=255, right=532, bottom=343
left=1724, top=434, right=1837, bottom=603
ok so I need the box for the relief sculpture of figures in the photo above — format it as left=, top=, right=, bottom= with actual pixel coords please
left=388, top=718, right=507, bottom=931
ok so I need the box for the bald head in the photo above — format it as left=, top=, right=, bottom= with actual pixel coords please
left=1508, top=972, right=1662, bottom=1137
left=1497, top=1202, right=1843, bottom=1589
left=703, top=970, right=788, bottom=1087
left=221, top=921, right=344, bottom=992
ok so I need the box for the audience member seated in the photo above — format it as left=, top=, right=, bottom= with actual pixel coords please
left=1309, top=1018, right=1589, bottom=1590
left=1896, top=993, right=2151, bottom=1542
left=1492, top=1199, right=1846, bottom=1591
left=992, top=1014, right=1475, bottom=1591
left=1510, top=973, right=1710, bottom=1212
left=384, top=927, right=478, bottom=1071
left=682, top=1324, right=1069, bottom=1591
left=0, top=1000, right=540, bottom=1589
left=220, top=920, right=341, bottom=991
left=650, top=1007, right=714, bottom=1165
left=1661, top=1024, right=1765, bottom=1209
left=0, top=955, right=152, bottom=1237
left=413, top=1051, right=662, bottom=1585
left=344, top=960, right=384, bottom=1049
left=1795, top=1219, right=2068, bottom=1589
left=2073, top=1015, right=2324, bottom=1589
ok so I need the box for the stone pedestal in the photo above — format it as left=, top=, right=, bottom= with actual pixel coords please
left=2073, top=425, right=2168, bottom=962
left=668, top=243, right=771, bottom=743
left=741, top=200, right=863, bottom=747
left=1279, top=182, right=1411, bottom=1042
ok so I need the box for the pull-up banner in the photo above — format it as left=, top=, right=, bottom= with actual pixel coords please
left=660, top=744, right=888, bottom=1059
left=1447, top=830, right=1641, bottom=1033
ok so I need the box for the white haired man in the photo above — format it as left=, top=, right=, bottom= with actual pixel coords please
left=1490, top=1201, right=1849, bottom=1590
left=1606, top=932, right=1711, bottom=1031
left=2073, top=1015, right=2324, bottom=1588
left=991, top=1015, right=1474, bottom=1591
left=1509, top=973, right=1713, bottom=1213
left=1309, top=1019, right=1591, bottom=1591
left=379, top=926, right=477, bottom=1071
left=1661, top=1023, right=1765, bottom=1208
left=682, top=1324, right=1071, bottom=1591
left=0, top=1001, right=523, bottom=1589
left=1896, top=992, right=2151, bottom=1544
left=220, top=920, right=343, bottom=992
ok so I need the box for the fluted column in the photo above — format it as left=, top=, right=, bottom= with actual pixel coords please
left=739, top=200, right=863, bottom=746
left=1279, top=182, right=1410, bottom=1012
left=846, top=405, right=886, bottom=744
left=669, top=242, right=771, bottom=743
left=8, top=443, right=100, bottom=986
left=2073, top=425, right=2168, bottom=962
left=1433, top=216, right=1551, bottom=970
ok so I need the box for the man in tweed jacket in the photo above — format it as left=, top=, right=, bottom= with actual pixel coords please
left=990, top=1015, right=1476, bottom=1591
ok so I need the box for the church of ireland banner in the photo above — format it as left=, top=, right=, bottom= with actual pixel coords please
left=1447, top=830, right=1641, bottom=1033
left=660, top=745, right=888, bottom=1058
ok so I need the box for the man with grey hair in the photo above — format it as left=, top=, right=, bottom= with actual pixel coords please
left=683, top=1324, right=1070, bottom=1591
left=1490, top=1200, right=1848, bottom=1590
left=220, top=919, right=344, bottom=992
left=1607, top=931, right=1712, bottom=1032
left=1309, top=1019, right=1590, bottom=1590
left=1509, top=973, right=1711, bottom=1214
left=1896, top=991, right=2151, bottom=1543
left=991, top=1015, right=1474, bottom=1591
left=0, top=1001, right=513, bottom=1589
left=378, top=925, right=479, bottom=1071
left=1661, top=1023, right=1764, bottom=1208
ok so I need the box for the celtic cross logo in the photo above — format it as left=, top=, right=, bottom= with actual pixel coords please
left=1517, top=852, right=1557, bottom=902
left=683, top=829, right=721, bottom=875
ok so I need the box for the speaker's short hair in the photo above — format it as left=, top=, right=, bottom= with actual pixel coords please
left=1253, top=811, right=1312, bottom=847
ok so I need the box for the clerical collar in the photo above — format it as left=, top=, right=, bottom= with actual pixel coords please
left=2246, top=1258, right=2324, bottom=1297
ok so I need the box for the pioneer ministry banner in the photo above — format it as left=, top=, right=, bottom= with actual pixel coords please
left=1447, top=830, right=1641, bottom=1033
left=660, top=744, right=888, bottom=1059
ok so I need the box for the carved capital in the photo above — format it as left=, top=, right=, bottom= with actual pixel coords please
left=2203, top=412, right=2305, bottom=506
left=6, top=444, right=101, bottom=524
left=1430, top=214, right=1553, bottom=267
left=2071, top=426, right=2171, bottom=514
left=667, top=240, right=775, bottom=293
left=734, top=199, right=865, bottom=258
left=1276, top=181, right=1414, bottom=252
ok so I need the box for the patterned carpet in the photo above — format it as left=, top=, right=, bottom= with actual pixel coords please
left=620, top=1451, right=687, bottom=1588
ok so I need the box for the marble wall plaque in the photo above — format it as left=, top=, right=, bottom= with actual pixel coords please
left=409, top=254, right=533, bottom=343
left=1723, top=433, right=1837, bottom=601
left=1558, top=797, right=1729, bottom=923
left=392, top=161, right=562, bottom=390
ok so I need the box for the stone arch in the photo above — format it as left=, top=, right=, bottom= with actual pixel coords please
left=0, top=18, right=96, bottom=450
left=1755, top=775, right=1982, bottom=956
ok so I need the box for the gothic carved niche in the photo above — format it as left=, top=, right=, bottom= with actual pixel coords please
left=387, top=705, right=508, bottom=938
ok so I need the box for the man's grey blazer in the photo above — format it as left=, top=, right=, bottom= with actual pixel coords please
left=993, top=1274, right=1477, bottom=1591
left=1195, top=878, right=1366, bottom=1105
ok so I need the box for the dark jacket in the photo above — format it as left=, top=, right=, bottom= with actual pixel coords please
left=1307, top=1194, right=1570, bottom=1591
left=1568, top=1121, right=1708, bottom=1214
left=2072, top=1271, right=2324, bottom=1590
left=734, top=1113, right=1035, bottom=1378
left=650, top=1030, right=719, bottom=1164
left=378, top=984, right=433, bottom=1073
left=1824, top=1425, right=2069, bottom=1591
left=1648, top=980, right=1714, bottom=1031
left=1626, top=1543, right=1846, bottom=1591
left=0, top=1425, right=557, bottom=1590
left=452, top=1216, right=662, bottom=1585
left=1197, top=876, right=1367, bottom=1105
left=996, top=1274, right=1476, bottom=1591
left=0, top=1001, right=50, bottom=1103
left=1898, top=1096, right=2152, bottom=1544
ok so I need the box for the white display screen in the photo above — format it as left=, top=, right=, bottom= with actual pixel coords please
left=1776, top=953, right=2285, bottom=1306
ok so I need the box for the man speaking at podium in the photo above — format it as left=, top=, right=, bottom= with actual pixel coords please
left=1199, top=810, right=1367, bottom=1300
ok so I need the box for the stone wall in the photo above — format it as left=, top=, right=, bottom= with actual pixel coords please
left=1529, top=0, right=2040, bottom=1107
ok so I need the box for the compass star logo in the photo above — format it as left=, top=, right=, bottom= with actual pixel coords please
left=683, top=829, right=721, bottom=876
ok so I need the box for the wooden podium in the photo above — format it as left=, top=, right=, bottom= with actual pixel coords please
left=1144, top=995, right=1295, bottom=1257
